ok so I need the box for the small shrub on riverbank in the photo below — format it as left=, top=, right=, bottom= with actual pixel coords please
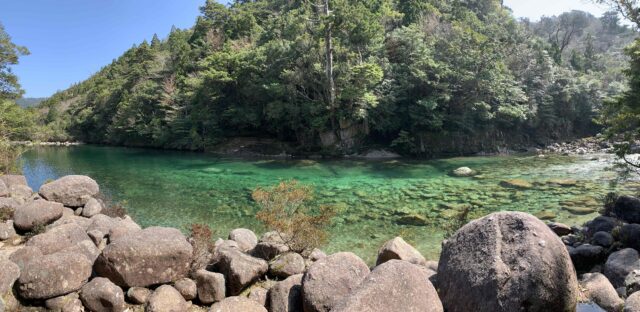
left=601, top=192, right=618, bottom=216
left=0, top=206, right=13, bottom=222
left=253, top=180, right=335, bottom=255
left=188, top=223, right=216, bottom=273
left=0, top=140, right=24, bottom=174
left=23, top=223, right=46, bottom=241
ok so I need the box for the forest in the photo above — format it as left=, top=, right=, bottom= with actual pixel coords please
left=5, top=0, right=640, bottom=156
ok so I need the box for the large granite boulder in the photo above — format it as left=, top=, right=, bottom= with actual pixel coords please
left=0, top=175, right=27, bottom=189
left=376, top=236, right=426, bottom=266
left=146, top=285, right=189, bottom=312
left=228, top=228, right=258, bottom=252
left=614, top=195, right=640, bottom=224
left=580, top=273, right=624, bottom=312
left=16, top=250, right=93, bottom=299
left=213, top=246, right=268, bottom=295
left=269, top=252, right=306, bottom=278
left=252, top=231, right=290, bottom=260
left=302, top=252, right=370, bottom=312
left=0, top=259, right=19, bottom=295
left=332, top=260, right=443, bottom=312
left=438, top=212, right=579, bottom=312
left=626, top=292, right=640, bottom=312
left=13, top=199, right=64, bottom=231
left=45, top=292, right=84, bottom=312
left=194, top=269, right=226, bottom=305
left=209, top=296, right=267, bottom=312
left=9, top=185, right=33, bottom=204
left=605, top=248, right=640, bottom=289
left=95, top=227, right=192, bottom=287
left=80, top=277, right=126, bottom=312
left=25, top=223, right=91, bottom=255
left=39, top=175, right=99, bottom=207
left=269, top=274, right=303, bottom=312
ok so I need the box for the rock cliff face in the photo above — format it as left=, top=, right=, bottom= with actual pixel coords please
left=0, top=174, right=637, bottom=311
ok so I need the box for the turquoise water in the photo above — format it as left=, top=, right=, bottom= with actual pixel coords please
left=19, top=145, right=640, bottom=263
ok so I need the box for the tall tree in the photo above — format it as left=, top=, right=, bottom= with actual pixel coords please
left=0, top=23, right=29, bottom=100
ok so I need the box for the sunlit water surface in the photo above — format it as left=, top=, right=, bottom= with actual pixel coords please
left=20, top=145, right=640, bottom=263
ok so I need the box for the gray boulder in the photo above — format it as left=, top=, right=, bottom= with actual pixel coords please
left=302, top=252, right=370, bottom=312
left=174, top=277, right=197, bottom=301
left=13, top=199, right=63, bottom=231
left=39, top=175, right=99, bottom=207
left=82, top=197, right=103, bottom=218
left=229, top=228, right=258, bottom=252
left=269, top=274, right=303, bottom=312
left=194, top=269, right=225, bottom=305
left=592, top=231, right=614, bottom=248
left=0, top=220, right=15, bottom=240
left=45, top=293, right=84, bottom=312
left=376, top=236, right=426, bottom=266
left=269, top=252, right=306, bottom=278
left=214, top=246, right=268, bottom=295
left=625, top=292, right=640, bottom=312
left=580, top=273, right=624, bottom=312
left=80, top=277, right=126, bottom=312
left=0, top=260, right=19, bottom=295
left=586, top=216, right=618, bottom=235
left=621, top=224, right=640, bottom=250
left=146, top=285, right=189, bottom=312
left=332, top=260, right=443, bottom=312
left=570, top=244, right=605, bottom=271
left=252, top=231, right=290, bottom=260
left=615, top=195, right=640, bottom=223
left=16, top=250, right=93, bottom=299
left=0, top=175, right=27, bottom=189
left=247, top=286, right=268, bottom=307
left=209, top=296, right=267, bottom=312
left=548, top=222, right=572, bottom=236
left=25, top=223, right=91, bottom=255
left=626, top=270, right=640, bottom=296
left=95, top=227, right=192, bottom=287
left=438, top=212, right=579, bottom=312
left=9, top=184, right=33, bottom=204
left=127, top=287, right=151, bottom=305
left=605, top=248, right=640, bottom=289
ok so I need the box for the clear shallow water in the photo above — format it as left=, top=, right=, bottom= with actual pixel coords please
left=19, top=145, right=640, bottom=263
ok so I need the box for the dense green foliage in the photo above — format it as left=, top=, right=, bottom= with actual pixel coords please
left=39, top=0, right=636, bottom=156
left=0, top=23, right=35, bottom=173
left=597, top=0, right=640, bottom=167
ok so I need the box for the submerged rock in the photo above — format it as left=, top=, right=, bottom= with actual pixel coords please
left=438, top=212, right=578, bottom=312
left=499, top=179, right=533, bottom=189
left=452, top=167, right=475, bottom=177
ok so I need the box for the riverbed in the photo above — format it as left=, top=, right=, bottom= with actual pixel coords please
left=19, top=145, right=640, bottom=263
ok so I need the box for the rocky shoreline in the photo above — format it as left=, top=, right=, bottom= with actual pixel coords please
left=0, top=174, right=640, bottom=311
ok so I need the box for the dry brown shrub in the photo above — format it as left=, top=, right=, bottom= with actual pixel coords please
left=188, top=223, right=216, bottom=273
left=253, top=180, right=335, bottom=255
left=95, top=192, right=128, bottom=218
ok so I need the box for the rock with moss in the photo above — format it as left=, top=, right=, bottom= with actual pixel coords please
left=499, top=179, right=533, bottom=189
left=269, top=252, right=306, bottom=278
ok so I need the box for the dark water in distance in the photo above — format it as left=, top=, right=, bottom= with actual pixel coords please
left=20, top=145, right=639, bottom=263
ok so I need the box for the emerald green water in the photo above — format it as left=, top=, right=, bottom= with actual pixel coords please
left=19, top=145, right=640, bottom=263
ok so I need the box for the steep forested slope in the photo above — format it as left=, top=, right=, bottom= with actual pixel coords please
left=39, top=0, right=636, bottom=156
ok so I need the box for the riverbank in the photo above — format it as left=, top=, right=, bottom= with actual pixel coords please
left=1, top=174, right=640, bottom=311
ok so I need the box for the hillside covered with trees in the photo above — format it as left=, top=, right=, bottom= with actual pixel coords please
left=38, top=0, right=637, bottom=156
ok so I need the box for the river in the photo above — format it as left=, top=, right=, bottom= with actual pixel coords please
left=19, top=145, right=640, bottom=263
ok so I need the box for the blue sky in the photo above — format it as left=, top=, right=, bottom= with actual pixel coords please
left=0, top=0, right=614, bottom=98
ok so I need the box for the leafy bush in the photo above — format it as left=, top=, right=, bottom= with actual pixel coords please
left=0, top=141, right=24, bottom=174
left=253, top=180, right=335, bottom=255
left=0, top=206, right=13, bottom=222
left=188, top=223, right=216, bottom=273
left=23, top=223, right=46, bottom=241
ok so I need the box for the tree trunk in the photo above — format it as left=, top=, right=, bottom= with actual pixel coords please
left=323, top=0, right=337, bottom=135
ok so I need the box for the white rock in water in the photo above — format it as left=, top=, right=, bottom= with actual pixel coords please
left=452, top=167, right=475, bottom=177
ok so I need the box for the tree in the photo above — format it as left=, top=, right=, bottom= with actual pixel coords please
left=0, top=23, right=29, bottom=100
